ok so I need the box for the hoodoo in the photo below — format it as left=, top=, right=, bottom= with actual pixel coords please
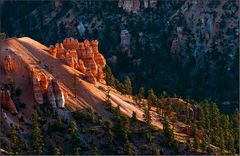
left=52, top=79, right=65, bottom=108
left=48, top=38, right=106, bottom=84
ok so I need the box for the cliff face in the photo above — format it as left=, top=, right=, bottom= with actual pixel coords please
left=49, top=38, right=106, bottom=84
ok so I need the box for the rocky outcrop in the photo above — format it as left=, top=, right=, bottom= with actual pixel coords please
left=47, top=81, right=57, bottom=108
left=31, top=69, right=65, bottom=108
left=3, top=55, right=15, bottom=74
left=0, top=90, right=18, bottom=114
left=120, top=30, right=131, bottom=53
left=32, top=72, right=44, bottom=105
left=39, top=73, right=48, bottom=93
left=48, top=38, right=106, bottom=84
left=75, top=59, right=86, bottom=74
left=52, top=80, right=65, bottom=108
left=85, top=68, right=96, bottom=84
left=63, top=37, right=79, bottom=50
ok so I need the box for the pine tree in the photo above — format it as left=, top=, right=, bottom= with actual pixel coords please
left=192, top=123, right=199, bottom=150
left=228, top=134, right=235, bottom=155
left=72, top=147, right=81, bottom=155
left=53, top=147, right=61, bottom=155
left=136, top=86, right=145, bottom=103
left=32, top=112, right=44, bottom=155
left=104, top=65, right=115, bottom=87
left=163, top=116, right=174, bottom=144
left=68, top=120, right=78, bottom=138
left=147, top=89, right=157, bottom=106
left=131, top=111, right=137, bottom=123
left=10, top=126, right=25, bottom=154
left=124, top=76, right=132, bottom=95
left=105, top=121, right=113, bottom=143
left=143, top=102, right=152, bottom=127
left=92, top=144, right=98, bottom=155
left=123, top=139, right=133, bottom=155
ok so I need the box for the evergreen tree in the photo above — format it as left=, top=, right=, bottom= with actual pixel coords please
left=10, top=126, right=25, bottom=154
left=124, top=76, right=132, bottom=95
left=68, top=120, right=78, bottom=138
left=131, top=111, right=137, bottom=123
left=72, top=147, right=81, bottom=155
left=52, top=147, right=61, bottom=155
left=104, top=121, right=113, bottom=143
left=147, top=89, right=157, bottom=106
left=136, top=86, right=145, bottom=103
left=104, top=65, right=115, bottom=87
left=32, top=112, right=44, bottom=155
left=123, top=139, right=133, bottom=155
left=163, top=116, right=174, bottom=144
left=143, top=102, right=152, bottom=127
left=92, top=144, right=98, bottom=155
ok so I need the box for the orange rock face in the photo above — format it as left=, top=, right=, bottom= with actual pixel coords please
left=85, top=68, right=96, bottom=84
left=49, top=45, right=57, bottom=58
left=32, top=72, right=44, bottom=105
left=3, top=55, right=14, bottom=74
left=0, top=90, right=18, bottom=114
left=39, top=73, right=48, bottom=93
left=63, top=38, right=79, bottom=50
left=48, top=38, right=107, bottom=84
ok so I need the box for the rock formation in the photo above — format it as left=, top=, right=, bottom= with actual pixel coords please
left=32, top=72, right=44, bottom=105
left=48, top=38, right=106, bottom=84
left=85, top=68, right=96, bottom=84
left=39, top=73, right=48, bottom=93
left=0, top=90, right=18, bottom=114
left=3, top=55, right=14, bottom=74
left=47, top=81, right=57, bottom=108
left=63, top=37, right=79, bottom=50
left=52, top=79, right=65, bottom=108
left=31, top=68, right=65, bottom=108
left=120, top=30, right=131, bottom=53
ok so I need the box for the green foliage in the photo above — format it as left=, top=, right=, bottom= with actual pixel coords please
left=72, top=147, right=81, bottom=155
left=123, top=76, right=132, bottom=95
left=68, top=120, right=78, bottom=138
left=143, top=102, right=152, bottom=127
left=0, top=32, right=7, bottom=40
left=9, top=126, right=26, bottom=154
left=123, top=139, right=133, bottom=155
left=92, top=145, right=98, bottom=155
left=163, top=116, right=174, bottom=145
left=52, top=147, right=61, bottom=155
left=147, top=89, right=157, bottom=106
left=32, top=112, right=44, bottom=155
left=104, top=65, right=116, bottom=87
